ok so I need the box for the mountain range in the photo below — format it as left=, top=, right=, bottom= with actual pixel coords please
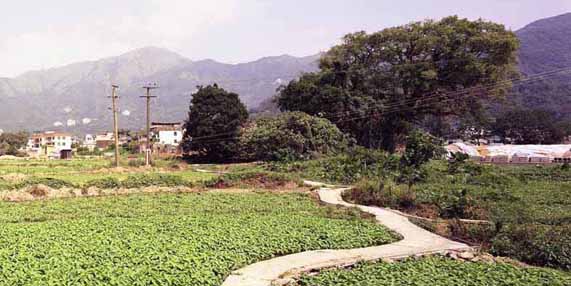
left=1, top=13, right=571, bottom=134
left=0, top=47, right=319, bottom=133
left=511, top=13, right=571, bottom=119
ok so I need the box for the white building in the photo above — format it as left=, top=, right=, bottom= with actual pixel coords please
left=27, top=131, right=73, bottom=158
left=151, top=122, right=183, bottom=146
left=83, top=134, right=96, bottom=151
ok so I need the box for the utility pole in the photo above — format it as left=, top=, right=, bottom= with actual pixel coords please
left=110, top=85, right=120, bottom=168
left=141, top=83, right=159, bottom=166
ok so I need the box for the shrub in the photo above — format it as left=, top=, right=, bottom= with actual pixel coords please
left=85, top=177, right=121, bottom=189
left=399, top=130, right=445, bottom=187
left=203, top=171, right=301, bottom=189
left=239, top=112, right=351, bottom=162
left=14, top=178, right=75, bottom=189
left=344, top=179, right=416, bottom=210
left=121, top=174, right=190, bottom=189
left=128, top=159, right=146, bottom=168
left=268, top=147, right=399, bottom=184
left=491, top=224, right=571, bottom=270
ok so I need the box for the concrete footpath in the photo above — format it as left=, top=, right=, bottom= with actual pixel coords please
left=222, top=182, right=472, bottom=286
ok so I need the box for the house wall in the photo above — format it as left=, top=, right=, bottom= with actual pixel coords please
left=26, top=133, right=72, bottom=158
left=53, top=136, right=72, bottom=151
left=158, top=130, right=182, bottom=146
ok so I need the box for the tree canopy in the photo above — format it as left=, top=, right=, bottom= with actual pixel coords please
left=493, top=109, right=565, bottom=144
left=277, top=16, right=519, bottom=151
left=182, top=84, right=248, bottom=162
left=239, top=112, right=351, bottom=162
left=0, top=132, right=28, bottom=156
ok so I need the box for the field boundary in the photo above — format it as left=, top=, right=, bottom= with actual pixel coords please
left=222, top=181, right=472, bottom=286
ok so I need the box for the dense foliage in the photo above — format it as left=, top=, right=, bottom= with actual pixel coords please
left=278, top=16, right=519, bottom=151
left=293, top=257, right=571, bottom=286
left=398, top=130, right=445, bottom=187
left=182, top=84, right=249, bottom=162
left=0, top=132, right=28, bottom=156
left=239, top=112, right=351, bottom=161
left=267, top=147, right=400, bottom=184
left=344, top=161, right=571, bottom=269
left=0, top=192, right=397, bottom=285
left=493, top=109, right=566, bottom=144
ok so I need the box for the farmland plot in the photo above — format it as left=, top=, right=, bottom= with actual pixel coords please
left=0, top=192, right=396, bottom=286
left=293, top=256, right=571, bottom=286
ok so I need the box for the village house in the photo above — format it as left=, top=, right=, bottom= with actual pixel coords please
left=151, top=122, right=184, bottom=154
left=95, top=132, right=114, bottom=150
left=83, top=134, right=96, bottom=151
left=27, top=131, right=73, bottom=159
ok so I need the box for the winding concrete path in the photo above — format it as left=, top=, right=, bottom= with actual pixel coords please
left=222, top=182, right=472, bottom=286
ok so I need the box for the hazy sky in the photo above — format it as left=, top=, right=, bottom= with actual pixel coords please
left=1, top=0, right=570, bottom=77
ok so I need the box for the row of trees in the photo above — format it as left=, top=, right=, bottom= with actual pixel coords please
left=426, top=109, right=571, bottom=145
left=181, top=85, right=349, bottom=162
left=181, top=16, right=568, bottom=162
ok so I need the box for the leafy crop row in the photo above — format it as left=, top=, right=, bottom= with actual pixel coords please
left=293, top=256, right=571, bottom=286
left=0, top=192, right=397, bottom=285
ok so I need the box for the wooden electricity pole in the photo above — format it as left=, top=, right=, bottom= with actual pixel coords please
left=110, top=84, right=120, bottom=168
left=141, top=83, right=159, bottom=166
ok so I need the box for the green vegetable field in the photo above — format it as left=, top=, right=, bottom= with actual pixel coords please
left=293, top=257, right=571, bottom=286
left=0, top=158, right=216, bottom=190
left=0, top=192, right=396, bottom=285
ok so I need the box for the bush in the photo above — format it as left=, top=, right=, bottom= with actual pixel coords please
left=344, top=179, right=416, bottom=210
left=14, top=178, right=75, bottom=189
left=203, top=171, right=301, bottom=189
left=76, top=147, right=103, bottom=156
left=268, top=147, right=399, bottom=184
left=85, top=177, right=121, bottom=189
left=398, top=130, right=445, bottom=187
left=492, top=224, right=571, bottom=270
left=128, top=159, right=146, bottom=168
left=239, top=112, right=351, bottom=162
left=121, top=174, right=191, bottom=189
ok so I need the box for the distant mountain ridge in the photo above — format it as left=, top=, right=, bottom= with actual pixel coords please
left=0, top=47, right=319, bottom=133
left=511, top=13, right=571, bottom=119
left=2, top=13, right=571, bottom=134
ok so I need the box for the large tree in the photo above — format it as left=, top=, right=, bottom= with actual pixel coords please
left=182, top=84, right=248, bottom=162
left=277, top=16, right=519, bottom=151
left=238, top=112, right=351, bottom=162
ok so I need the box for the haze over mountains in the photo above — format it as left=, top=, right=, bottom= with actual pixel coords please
left=1, top=13, right=570, bottom=134
left=0, top=47, right=319, bottom=133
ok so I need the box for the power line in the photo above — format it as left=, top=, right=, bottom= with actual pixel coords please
left=324, top=66, right=571, bottom=122
left=185, top=66, right=571, bottom=146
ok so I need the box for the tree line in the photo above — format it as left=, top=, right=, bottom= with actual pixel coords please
left=181, top=16, right=570, bottom=163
